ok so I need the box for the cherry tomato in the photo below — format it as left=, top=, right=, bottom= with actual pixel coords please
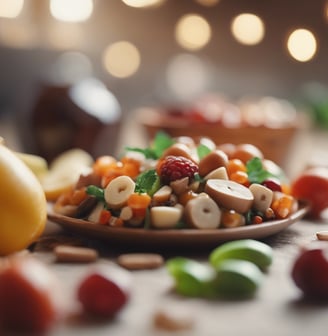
left=0, top=256, right=60, bottom=333
left=77, top=266, right=131, bottom=318
left=291, top=244, right=328, bottom=300
left=291, top=167, right=328, bottom=219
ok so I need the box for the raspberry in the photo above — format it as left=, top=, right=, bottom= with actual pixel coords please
left=158, top=156, right=198, bottom=184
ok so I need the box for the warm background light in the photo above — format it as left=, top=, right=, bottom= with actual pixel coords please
left=103, top=41, right=141, bottom=78
left=50, top=0, right=93, bottom=22
left=166, top=53, right=209, bottom=101
left=0, top=0, right=24, bottom=18
left=175, top=14, right=212, bottom=50
left=287, top=28, right=317, bottom=62
left=231, top=13, right=265, bottom=45
left=121, top=0, right=165, bottom=8
left=194, top=0, right=220, bottom=7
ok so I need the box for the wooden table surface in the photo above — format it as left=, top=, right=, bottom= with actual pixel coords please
left=2, top=113, right=328, bottom=336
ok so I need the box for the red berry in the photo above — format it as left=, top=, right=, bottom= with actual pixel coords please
left=158, top=156, right=198, bottom=184
left=262, top=178, right=282, bottom=192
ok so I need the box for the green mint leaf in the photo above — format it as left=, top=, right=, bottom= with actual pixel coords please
left=86, top=185, right=105, bottom=201
left=124, top=147, right=158, bottom=159
left=246, top=157, right=274, bottom=184
left=125, top=131, right=174, bottom=159
left=152, top=131, right=175, bottom=158
left=197, top=144, right=211, bottom=160
left=135, top=169, right=160, bottom=195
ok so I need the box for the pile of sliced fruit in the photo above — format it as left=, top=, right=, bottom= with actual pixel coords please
left=49, top=132, right=299, bottom=230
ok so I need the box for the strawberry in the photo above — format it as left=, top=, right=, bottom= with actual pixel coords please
left=157, top=156, right=198, bottom=184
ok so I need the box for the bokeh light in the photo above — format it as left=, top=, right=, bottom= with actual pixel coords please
left=175, top=14, right=212, bottom=50
left=195, top=0, right=220, bottom=7
left=50, top=0, right=93, bottom=22
left=103, top=41, right=141, bottom=78
left=231, top=13, right=265, bottom=45
left=287, top=28, right=317, bottom=62
left=166, top=53, right=209, bottom=101
left=121, top=0, right=165, bottom=8
left=0, top=0, right=24, bottom=18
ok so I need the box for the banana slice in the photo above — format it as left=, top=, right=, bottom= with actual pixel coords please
left=249, top=183, right=273, bottom=213
left=15, top=152, right=48, bottom=179
left=150, top=206, right=183, bottom=229
left=104, top=175, right=135, bottom=209
left=40, top=148, right=94, bottom=201
left=184, top=195, right=221, bottom=229
left=50, top=148, right=94, bottom=172
left=205, top=179, right=254, bottom=214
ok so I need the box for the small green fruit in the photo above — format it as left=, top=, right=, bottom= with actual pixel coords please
left=209, top=239, right=273, bottom=270
left=214, top=259, right=263, bottom=298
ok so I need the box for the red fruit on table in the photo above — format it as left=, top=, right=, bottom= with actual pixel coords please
left=0, top=256, right=60, bottom=334
left=77, top=265, right=131, bottom=318
left=291, top=245, right=328, bottom=300
left=291, top=167, right=328, bottom=219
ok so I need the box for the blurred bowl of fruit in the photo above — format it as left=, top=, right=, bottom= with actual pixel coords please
left=137, top=94, right=308, bottom=168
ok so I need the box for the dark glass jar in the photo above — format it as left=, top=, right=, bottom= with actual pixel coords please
left=25, top=78, right=122, bottom=163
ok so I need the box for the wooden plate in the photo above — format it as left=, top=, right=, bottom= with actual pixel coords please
left=47, top=202, right=309, bottom=248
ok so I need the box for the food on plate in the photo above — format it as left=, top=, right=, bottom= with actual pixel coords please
left=0, top=143, right=47, bottom=256
left=291, top=243, right=328, bottom=300
left=0, top=256, right=62, bottom=333
left=14, top=151, right=49, bottom=179
left=209, top=239, right=273, bottom=270
left=291, top=167, right=328, bottom=219
left=77, top=265, right=131, bottom=318
left=166, top=239, right=271, bottom=299
left=51, top=132, right=299, bottom=230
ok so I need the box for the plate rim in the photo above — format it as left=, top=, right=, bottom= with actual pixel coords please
left=47, top=201, right=309, bottom=246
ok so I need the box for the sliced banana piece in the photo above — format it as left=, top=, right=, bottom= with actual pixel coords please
left=15, top=152, right=48, bottom=179
left=204, top=166, right=228, bottom=181
left=50, top=148, right=94, bottom=171
left=184, top=195, right=221, bottom=229
left=249, top=183, right=273, bottom=213
left=205, top=179, right=254, bottom=214
left=150, top=206, right=183, bottom=229
left=104, top=175, right=135, bottom=209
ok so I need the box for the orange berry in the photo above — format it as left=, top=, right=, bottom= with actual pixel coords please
left=70, top=188, right=87, bottom=205
left=93, top=156, right=116, bottom=176
left=227, top=159, right=246, bottom=177
left=271, top=194, right=294, bottom=219
left=229, top=171, right=250, bottom=186
left=221, top=210, right=245, bottom=228
left=99, top=209, right=112, bottom=225
left=127, top=193, right=151, bottom=209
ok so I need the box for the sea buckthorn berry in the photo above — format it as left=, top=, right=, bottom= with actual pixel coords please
left=221, top=210, right=245, bottom=228
left=271, top=193, right=294, bottom=219
left=229, top=171, right=250, bottom=186
left=227, top=159, right=246, bottom=177
left=157, top=156, right=198, bottom=184
left=93, top=156, right=117, bottom=176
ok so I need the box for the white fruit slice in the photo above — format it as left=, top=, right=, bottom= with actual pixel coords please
left=205, top=179, right=254, bottom=213
left=204, top=166, right=228, bottom=180
left=88, top=202, right=105, bottom=223
left=150, top=206, right=183, bottom=229
left=104, top=175, right=135, bottom=209
left=184, top=195, right=221, bottom=229
left=152, top=185, right=172, bottom=203
left=249, top=183, right=273, bottom=213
